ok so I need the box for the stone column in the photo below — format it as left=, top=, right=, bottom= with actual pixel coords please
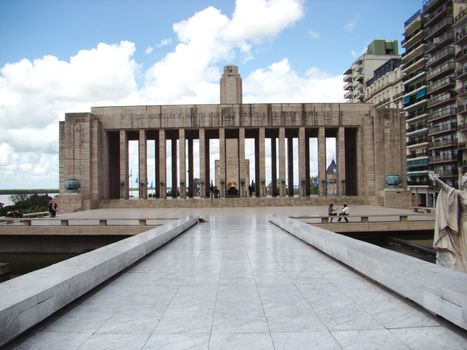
left=287, top=136, right=294, bottom=197
left=337, top=127, right=346, bottom=196
left=299, top=127, right=306, bottom=197
left=239, top=127, right=246, bottom=197
left=318, top=127, right=326, bottom=196
left=219, top=128, right=226, bottom=197
left=171, top=138, right=177, bottom=197
left=179, top=129, right=186, bottom=198
left=271, top=135, right=277, bottom=197
left=199, top=128, right=206, bottom=198
left=159, top=129, right=166, bottom=199
left=138, top=129, right=147, bottom=199
left=119, top=130, right=129, bottom=199
left=188, top=138, right=194, bottom=198
left=259, top=127, right=265, bottom=197
left=279, top=127, right=286, bottom=197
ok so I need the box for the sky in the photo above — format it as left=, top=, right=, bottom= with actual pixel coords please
left=0, top=0, right=422, bottom=189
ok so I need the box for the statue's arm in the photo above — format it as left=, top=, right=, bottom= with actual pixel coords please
left=428, top=171, right=452, bottom=192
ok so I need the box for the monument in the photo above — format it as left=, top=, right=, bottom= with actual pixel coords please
left=58, top=65, right=411, bottom=212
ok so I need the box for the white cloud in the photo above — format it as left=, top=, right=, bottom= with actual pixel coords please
left=157, top=38, right=172, bottom=48
left=308, top=30, right=320, bottom=39
left=244, top=59, right=344, bottom=103
left=145, top=46, right=154, bottom=54
left=0, top=0, right=346, bottom=189
left=344, top=17, right=358, bottom=31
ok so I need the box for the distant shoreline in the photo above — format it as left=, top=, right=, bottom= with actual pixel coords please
left=0, top=189, right=59, bottom=195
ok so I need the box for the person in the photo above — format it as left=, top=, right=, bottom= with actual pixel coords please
left=210, top=182, right=215, bottom=199
left=328, top=204, right=337, bottom=223
left=48, top=200, right=57, bottom=218
left=428, top=171, right=467, bottom=272
left=338, top=204, right=350, bottom=222
left=251, top=180, right=256, bottom=197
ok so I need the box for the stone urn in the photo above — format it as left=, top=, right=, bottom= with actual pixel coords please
left=64, top=178, right=81, bottom=193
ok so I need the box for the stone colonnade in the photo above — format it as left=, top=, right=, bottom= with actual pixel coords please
left=111, top=126, right=356, bottom=200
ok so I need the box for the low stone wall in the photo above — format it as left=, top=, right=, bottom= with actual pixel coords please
left=0, top=215, right=198, bottom=347
left=270, top=214, right=467, bottom=330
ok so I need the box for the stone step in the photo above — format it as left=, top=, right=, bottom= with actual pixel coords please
left=99, top=196, right=366, bottom=209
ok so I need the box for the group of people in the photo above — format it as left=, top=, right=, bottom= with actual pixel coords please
left=328, top=203, right=349, bottom=222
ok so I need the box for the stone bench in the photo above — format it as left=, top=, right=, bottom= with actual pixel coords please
left=270, top=214, right=467, bottom=330
left=412, top=207, right=433, bottom=213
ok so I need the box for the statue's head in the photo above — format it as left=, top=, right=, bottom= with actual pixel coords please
left=463, top=173, right=467, bottom=190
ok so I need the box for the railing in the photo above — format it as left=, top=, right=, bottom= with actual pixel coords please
left=427, top=47, right=455, bottom=66
left=427, top=76, right=454, bottom=94
left=426, top=60, right=455, bottom=80
left=429, top=139, right=458, bottom=148
left=427, top=106, right=457, bottom=121
left=426, top=32, right=453, bottom=52
left=405, top=10, right=421, bottom=28
left=407, top=124, right=427, bottom=133
left=427, top=92, right=456, bottom=108
left=425, top=16, right=453, bottom=39
left=429, top=122, right=457, bottom=134
left=430, top=154, right=457, bottom=163
left=407, top=137, right=429, bottom=146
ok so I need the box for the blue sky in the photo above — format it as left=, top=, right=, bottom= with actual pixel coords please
left=0, top=0, right=422, bottom=189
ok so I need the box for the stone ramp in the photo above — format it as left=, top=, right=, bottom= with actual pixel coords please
left=270, top=214, right=467, bottom=330
left=4, top=215, right=466, bottom=349
left=0, top=216, right=198, bottom=347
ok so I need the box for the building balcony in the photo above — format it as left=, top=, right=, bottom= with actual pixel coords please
left=426, top=60, right=455, bottom=80
left=430, top=154, right=457, bottom=164
left=428, top=122, right=457, bottom=135
left=403, top=30, right=425, bottom=50
left=455, top=48, right=467, bottom=63
left=406, top=111, right=429, bottom=122
left=405, top=10, right=422, bottom=31
left=427, top=76, right=454, bottom=95
left=424, top=2, right=453, bottom=27
left=407, top=179, right=431, bottom=187
left=403, top=56, right=427, bottom=74
left=407, top=125, right=428, bottom=134
left=427, top=93, right=456, bottom=109
left=425, top=16, right=453, bottom=40
left=429, top=139, right=458, bottom=149
left=403, top=44, right=426, bottom=64
left=457, top=85, right=467, bottom=98
left=403, top=98, right=428, bottom=111
left=403, top=70, right=426, bottom=86
left=423, top=0, right=445, bottom=12
left=344, top=74, right=352, bottom=82
left=406, top=137, right=429, bottom=147
left=454, top=6, right=467, bottom=26
left=428, top=106, right=457, bottom=121
left=456, top=68, right=467, bottom=81
left=426, top=32, right=453, bottom=54
left=436, top=169, right=458, bottom=177
left=344, top=91, right=353, bottom=100
left=407, top=156, right=429, bottom=169
left=344, top=81, right=353, bottom=90
left=426, top=47, right=455, bottom=67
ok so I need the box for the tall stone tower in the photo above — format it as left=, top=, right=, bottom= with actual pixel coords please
left=220, top=65, right=242, bottom=104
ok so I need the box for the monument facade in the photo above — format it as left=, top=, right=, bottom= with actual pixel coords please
left=58, top=65, right=411, bottom=212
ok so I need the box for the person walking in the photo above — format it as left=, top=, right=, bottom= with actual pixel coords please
left=328, top=204, right=337, bottom=223
left=338, top=204, right=350, bottom=222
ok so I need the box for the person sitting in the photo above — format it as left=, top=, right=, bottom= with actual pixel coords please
left=338, top=204, right=350, bottom=222
left=328, top=204, right=337, bottom=222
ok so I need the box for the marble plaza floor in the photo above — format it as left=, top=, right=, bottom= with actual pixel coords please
left=6, top=213, right=467, bottom=350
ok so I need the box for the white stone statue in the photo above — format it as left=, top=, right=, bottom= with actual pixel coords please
left=428, top=171, right=467, bottom=272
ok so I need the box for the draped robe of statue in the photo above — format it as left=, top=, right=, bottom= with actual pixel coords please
left=433, top=178, right=467, bottom=272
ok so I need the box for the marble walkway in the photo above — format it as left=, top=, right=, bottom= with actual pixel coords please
left=6, top=214, right=467, bottom=349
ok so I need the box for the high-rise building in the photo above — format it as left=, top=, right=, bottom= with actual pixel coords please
left=403, top=0, right=466, bottom=207
left=403, top=9, right=431, bottom=206
left=454, top=3, right=467, bottom=182
left=344, top=39, right=400, bottom=103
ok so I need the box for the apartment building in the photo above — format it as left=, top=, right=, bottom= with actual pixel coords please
left=365, top=58, right=404, bottom=109
left=402, top=0, right=466, bottom=207
left=454, top=4, right=467, bottom=183
left=344, top=40, right=400, bottom=103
